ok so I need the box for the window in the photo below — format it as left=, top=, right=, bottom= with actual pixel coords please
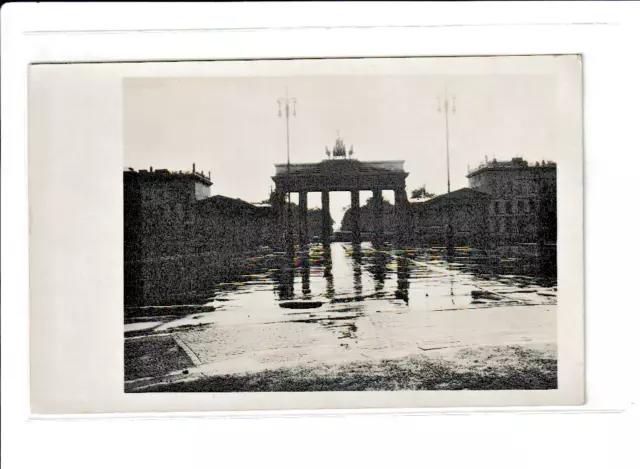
left=518, top=217, right=528, bottom=232
left=493, top=201, right=500, bottom=214
left=518, top=200, right=526, bottom=213
left=505, top=201, right=512, bottom=214
left=175, top=203, right=184, bottom=220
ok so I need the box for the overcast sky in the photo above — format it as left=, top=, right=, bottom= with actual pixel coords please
left=124, top=70, right=557, bottom=226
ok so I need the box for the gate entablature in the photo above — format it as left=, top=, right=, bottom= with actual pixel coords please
left=272, top=159, right=408, bottom=193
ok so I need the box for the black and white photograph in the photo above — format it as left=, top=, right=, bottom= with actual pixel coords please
left=10, top=4, right=639, bottom=469
left=120, top=56, right=572, bottom=394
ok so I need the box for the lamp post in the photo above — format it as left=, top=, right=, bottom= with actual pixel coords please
left=437, top=86, right=456, bottom=254
left=278, top=90, right=296, bottom=254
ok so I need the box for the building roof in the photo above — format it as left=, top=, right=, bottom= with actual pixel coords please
left=412, top=188, right=491, bottom=209
left=467, top=157, right=556, bottom=178
left=124, top=168, right=213, bottom=186
left=273, top=159, right=406, bottom=177
left=196, top=195, right=269, bottom=214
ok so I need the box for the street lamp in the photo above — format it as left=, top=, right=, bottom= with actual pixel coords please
left=437, top=86, right=456, bottom=254
left=277, top=90, right=297, bottom=253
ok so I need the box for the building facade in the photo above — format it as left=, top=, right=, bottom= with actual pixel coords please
left=124, top=166, right=213, bottom=259
left=466, top=157, right=557, bottom=245
left=124, top=166, right=214, bottom=305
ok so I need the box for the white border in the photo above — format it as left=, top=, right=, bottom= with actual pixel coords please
left=27, top=55, right=583, bottom=414
left=3, top=3, right=640, bottom=468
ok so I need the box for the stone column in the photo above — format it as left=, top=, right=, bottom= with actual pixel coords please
left=276, top=188, right=294, bottom=253
left=298, top=191, right=308, bottom=246
left=350, top=190, right=361, bottom=245
left=321, top=191, right=331, bottom=245
left=372, top=188, right=384, bottom=245
left=273, top=187, right=287, bottom=247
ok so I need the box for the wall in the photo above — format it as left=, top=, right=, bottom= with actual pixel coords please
left=193, top=196, right=276, bottom=251
left=410, top=189, right=491, bottom=246
left=194, top=181, right=211, bottom=200
left=123, top=172, right=143, bottom=305
left=137, top=177, right=196, bottom=258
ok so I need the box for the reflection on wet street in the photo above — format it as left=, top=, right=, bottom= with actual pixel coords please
left=126, top=242, right=557, bottom=380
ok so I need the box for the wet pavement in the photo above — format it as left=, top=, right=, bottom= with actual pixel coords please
left=125, top=242, right=557, bottom=384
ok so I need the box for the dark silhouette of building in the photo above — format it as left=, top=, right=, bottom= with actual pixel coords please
left=467, top=156, right=557, bottom=245
left=410, top=188, right=492, bottom=246
left=124, top=166, right=278, bottom=306
left=124, top=166, right=213, bottom=305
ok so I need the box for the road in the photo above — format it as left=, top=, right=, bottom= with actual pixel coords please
left=125, top=242, right=557, bottom=388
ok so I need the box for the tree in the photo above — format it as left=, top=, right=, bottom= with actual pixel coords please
left=363, top=196, right=391, bottom=207
left=410, top=185, right=435, bottom=201
left=340, top=197, right=394, bottom=232
left=261, top=191, right=281, bottom=205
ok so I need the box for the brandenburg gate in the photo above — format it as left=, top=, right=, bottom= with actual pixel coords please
left=271, top=138, right=409, bottom=246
